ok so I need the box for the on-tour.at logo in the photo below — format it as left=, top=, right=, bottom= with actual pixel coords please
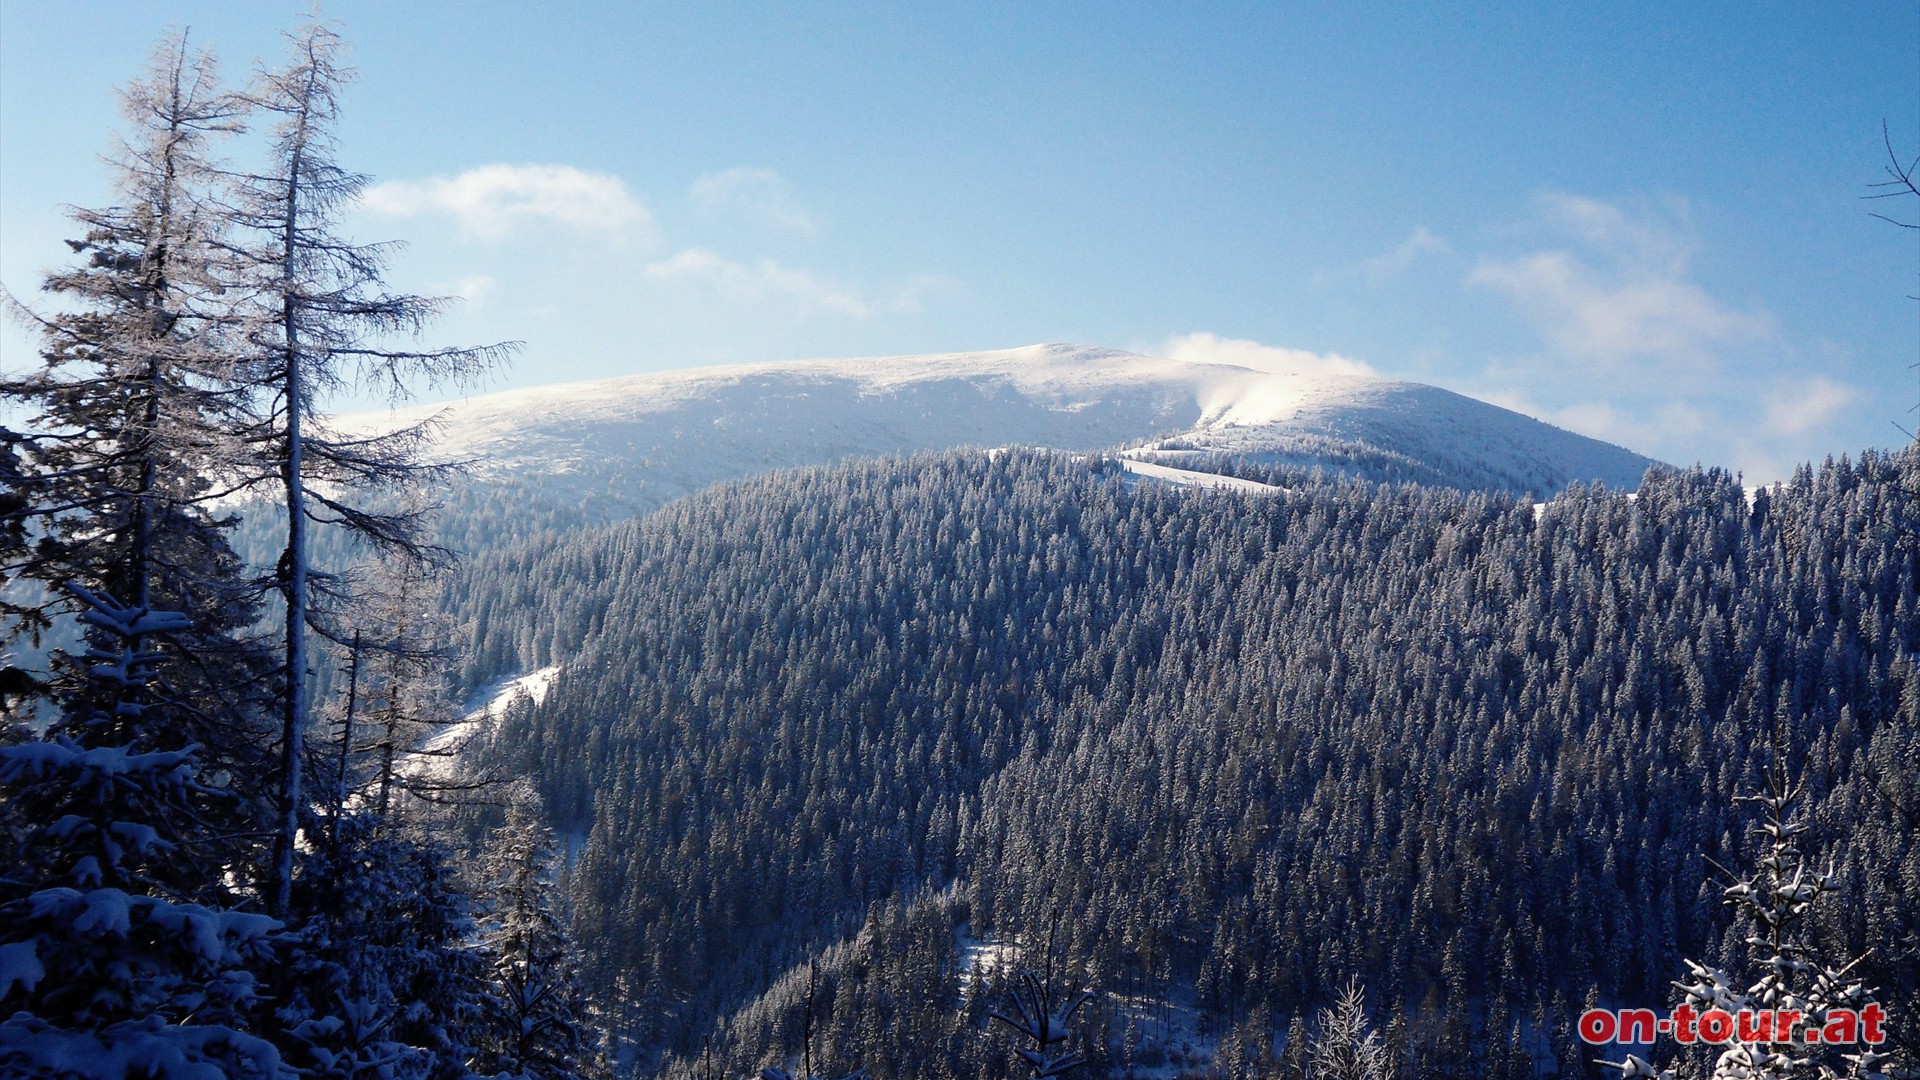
left=1578, top=1005, right=1890, bottom=1047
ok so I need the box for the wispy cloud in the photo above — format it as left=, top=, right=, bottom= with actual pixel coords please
left=690, top=167, right=815, bottom=235
left=1315, top=226, right=1453, bottom=289
left=1160, top=331, right=1378, bottom=379
left=1469, top=252, right=1772, bottom=368
left=645, top=247, right=871, bottom=316
left=1533, top=192, right=1692, bottom=272
left=1445, top=193, right=1879, bottom=481
left=1356, top=226, right=1453, bottom=280
left=442, top=274, right=496, bottom=309
left=644, top=246, right=958, bottom=319
left=888, top=273, right=964, bottom=315
left=1479, top=387, right=1709, bottom=457
left=1764, top=375, right=1856, bottom=437
left=1468, top=194, right=1773, bottom=370
left=361, top=164, right=653, bottom=241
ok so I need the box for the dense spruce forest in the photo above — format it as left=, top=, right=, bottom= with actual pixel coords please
left=442, top=448, right=1918, bottom=1080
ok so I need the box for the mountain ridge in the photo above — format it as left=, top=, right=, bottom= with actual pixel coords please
left=338, top=343, right=1661, bottom=506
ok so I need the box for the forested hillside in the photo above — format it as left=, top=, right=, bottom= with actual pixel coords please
left=449, top=447, right=1920, bottom=1079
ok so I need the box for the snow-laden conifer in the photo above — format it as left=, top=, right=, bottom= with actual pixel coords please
left=750, top=960, right=864, bottom=1080
left=1604, top=763, right=1894, bottom=1080
left=0, top=425, right=43, bottom=714
left=268, top=809, right=491, bottom=1080
left=0, top=588, right=282, bottom=1078
left=473, top=796, right=600, bottom=1080
left=990, top=971, right=1092, bottom=1079
left=1303, top=978, right=1393, bottom=1080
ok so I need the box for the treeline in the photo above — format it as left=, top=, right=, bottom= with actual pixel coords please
left=455, top=447, right=1918, bottom=1079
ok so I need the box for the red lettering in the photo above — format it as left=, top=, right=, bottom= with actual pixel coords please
left=1578, top=1009, right=1616, bottom=1045
left=1862, top=1004, right=1887, bottom=1045
left=1738, top=1009, right=1772, bottom=1043
left=1823, top=1010, right=1858, bottom=1045
left=1619, top=1009, right=1658, bottom=1044
left=1698, top=1009, right=1735, bottom=1044
left=1672, top=1003, right=1698, bottom=1044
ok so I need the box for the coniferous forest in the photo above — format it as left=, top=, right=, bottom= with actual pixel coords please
left=448, top=449, right=1918, bottom=1080
left=4, top=19, right=1919, bottom=1080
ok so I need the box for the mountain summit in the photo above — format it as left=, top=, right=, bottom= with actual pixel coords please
left=343, top=343, right=1658, bottom=511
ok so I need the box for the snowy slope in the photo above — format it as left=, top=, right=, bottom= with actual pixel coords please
left=337, top=343, right=1658, bottom=509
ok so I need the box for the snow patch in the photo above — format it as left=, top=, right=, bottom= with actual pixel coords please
left=1118, top=458, right=1286, bottom=495
left=0, top=941, right=42, bottom=998
left=954, top=923, right=1018, bottom=1000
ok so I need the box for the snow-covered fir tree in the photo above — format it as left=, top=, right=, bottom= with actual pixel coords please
left=760, top=963, right=867, bottom=1080
left=3, top=21, right=535, bottom=1077
left=0, top=589, right=283, bottom=1079
left=270, top=808, right=492, bottom=1080
left=343, top=541, right=471, bottom=819
left=472, top=795, right=599, bottom=1080
left=276, top=550, right=499, bottom=1079
left=0, top=424, right=42, bottom=714
left=991, top=970, right=1092, bottom=1080
left=1606, top=762, right=1896, bottom=1080
left=1304, top=979, right=1394, bottom=1080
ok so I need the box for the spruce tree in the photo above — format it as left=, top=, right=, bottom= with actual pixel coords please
left=1306, top=979, right=1393, bottom=1080
left=271, top=808, right=491, bottom=1080
left=474, top=797, right=598, bottom=1080
left=0, top=425, right=44, bottom=715
left=1604, top=763, right=1894, bottom=1080
left=0, top=589, right=283, bottom=1079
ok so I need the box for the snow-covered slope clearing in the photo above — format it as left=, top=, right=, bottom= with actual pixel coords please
left=1118, top=457, right=1288, bottom=494
left=396, top=666, right=560, bottom=791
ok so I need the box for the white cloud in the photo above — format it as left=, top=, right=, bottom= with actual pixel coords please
left=1534, top=192, right=1693, bottom=273
left=1468, top=194, right=1774, bottom=372
left=1763, top=375, right=1856, bottom=436
left=887, top=274, right=964, bottom=315
left=450, top=275, right=495, bottom=305
left=1315, top=227, right=1452, bottom=288
left=644, top=248, right=957, bottom=318
left=1451, top=193, right=1875, bottom=482
left=645, top=247, right=871, bottom=316
left=690, top=167, right=815, bottom=234
left=1356, top=226, right=1452, bottom=280
left=1469, top=250, right=1773, bottom=366
left=1160, top=332, right=1378, bottom=379
left=361, top=164, right=653, bottom=240
left=1474, top=370, right=1865, bottom=484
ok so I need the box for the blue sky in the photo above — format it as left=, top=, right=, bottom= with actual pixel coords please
left=2, top=2, right=1916, bottom=482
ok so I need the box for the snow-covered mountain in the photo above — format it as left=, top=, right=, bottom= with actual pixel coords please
left=341, top=343, right=1658, bottom=510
